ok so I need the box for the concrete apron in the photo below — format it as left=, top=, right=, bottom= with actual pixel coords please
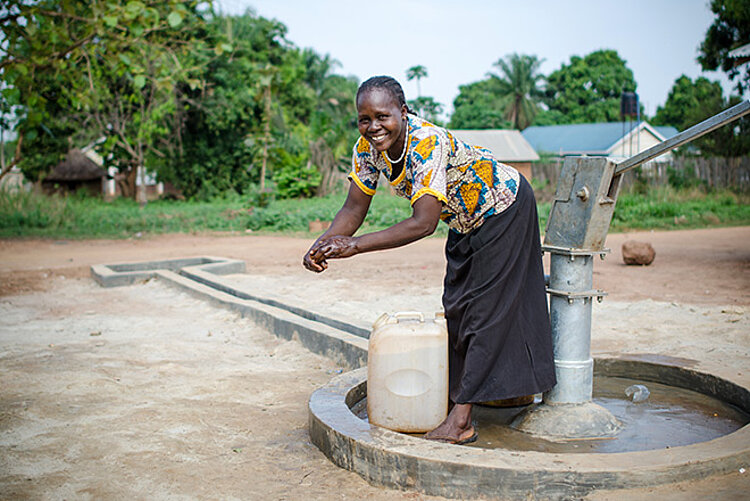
left=92, top=257, right=750, bottom=500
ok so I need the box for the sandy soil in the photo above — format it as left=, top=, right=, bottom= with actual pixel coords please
left=1, top=226, right=749, bottom=500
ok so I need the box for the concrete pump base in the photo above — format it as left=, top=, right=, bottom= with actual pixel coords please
left=308, top=360, right=750, bottom=500
left=511, top=401, right=623, bottom=441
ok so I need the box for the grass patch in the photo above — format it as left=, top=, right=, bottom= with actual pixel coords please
left=610, top=186, right=750, bottom=231
left=0, top=185, right=747, bottom=240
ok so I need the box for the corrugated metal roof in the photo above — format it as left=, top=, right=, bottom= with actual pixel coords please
left=653, top=125, right=679, bottom=139
left=729, top=42, right=750, bottom=58
left=451, top=129, right=539, bottom=161
left=522, top=122, right=646, bottom=155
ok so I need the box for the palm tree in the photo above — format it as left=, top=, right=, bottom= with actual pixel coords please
left=489, top=54, right=545, bottom=130
left=406, top=65, right=428, bottom=97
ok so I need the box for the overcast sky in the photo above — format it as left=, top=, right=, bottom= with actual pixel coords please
left=214, top=0, right=735, bottom=120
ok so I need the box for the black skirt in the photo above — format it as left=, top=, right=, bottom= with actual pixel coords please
left=442, top=176, right=556, bottom=404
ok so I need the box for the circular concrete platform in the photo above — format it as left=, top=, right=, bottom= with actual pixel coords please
left=308, top=358, right=750, bottom=500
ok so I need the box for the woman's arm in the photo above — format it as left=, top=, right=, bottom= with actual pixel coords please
left=312, top=194, right=442, bottom=261
left=303, top=182, right=373, bottom=272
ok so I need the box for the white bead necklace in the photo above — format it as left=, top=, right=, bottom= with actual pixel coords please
left=383, top=118, right=409, bottom=164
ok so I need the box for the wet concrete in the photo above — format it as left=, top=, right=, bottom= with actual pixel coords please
left=353, top=376, right=748, bottom=453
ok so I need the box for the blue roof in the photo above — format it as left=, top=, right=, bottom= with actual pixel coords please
left=522, top=122, right=657, bottom=155
left=653, top=125, right=679, bottom=139
left=522, top=122, right=640, bottom=154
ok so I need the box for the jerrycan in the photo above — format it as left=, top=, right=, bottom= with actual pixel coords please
left=367, top=311, right=448, bottom=433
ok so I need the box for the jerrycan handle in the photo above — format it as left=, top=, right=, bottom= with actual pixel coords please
left=393, top=311, right=425, bottom=323
left=372, top=312, right=391, bottom=330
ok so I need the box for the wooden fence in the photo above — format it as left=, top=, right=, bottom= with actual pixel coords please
left=531, top=156, right=750, bottom=195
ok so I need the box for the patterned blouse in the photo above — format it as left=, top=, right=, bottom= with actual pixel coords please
left=348, top=114, right=520, bottom=234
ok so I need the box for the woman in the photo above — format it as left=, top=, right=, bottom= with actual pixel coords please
left=303, top=76, right=555, bottom=444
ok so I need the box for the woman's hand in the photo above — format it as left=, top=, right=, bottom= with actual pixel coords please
left=313, top=235, right=360, bottom=260
left=302, top=183, right=372, bottom=273
left=303, top=245, right=328, bottom=273
left=303, top=236, right=359, bottom=272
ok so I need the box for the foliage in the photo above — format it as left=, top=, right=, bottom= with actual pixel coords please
left=161, top=13, right=358, bottom=200
left=540, top=49, right=637, bottom=124
left=488, top=53, right=545, bottom=130
left=270, top=146, right=320, bottom=199
left=408, top=96, right=444, bottom=125
left=666, top=164, right=705, bottom=190
left=448, top=53, right=545, bottom=130
left=611, top=186, right=749, bottom=231
left=0, top=0, right=213, bottom=199
left=653, top=75, right=750, bottom=156
left=406, top=65, right=428, bottom=97
left=652, top=75, right=723, bottom=128
left=1, top=4, right=359, bottom=202
left=448, top=79, right=511, bottom=129
left=698, top=0, right=750, bottom=95
left=161, top=11, right=296, bottom=199
left=2, top=185, right=748, bottom=239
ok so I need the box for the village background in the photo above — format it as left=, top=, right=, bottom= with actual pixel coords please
left=1, top=1, right=749, bottom=500
left=0, top=0, right=748, bottom=234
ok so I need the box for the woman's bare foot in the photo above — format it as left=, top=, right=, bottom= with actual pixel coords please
left=423, top=403, right=476, bottom=444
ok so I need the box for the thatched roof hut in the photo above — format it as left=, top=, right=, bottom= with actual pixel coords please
left=43, top=149, right=107, bottom=195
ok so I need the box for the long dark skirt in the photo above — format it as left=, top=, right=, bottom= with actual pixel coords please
left=442, top=176, right=556, bottom=404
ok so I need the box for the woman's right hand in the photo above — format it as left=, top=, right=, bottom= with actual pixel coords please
left=303, top=244, right=328, bottom=273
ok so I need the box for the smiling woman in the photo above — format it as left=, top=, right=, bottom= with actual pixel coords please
left=302, top=75, right=556, bottom=445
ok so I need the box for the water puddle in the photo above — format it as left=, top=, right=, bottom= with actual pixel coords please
left=351, top=376, right=749, bottom=453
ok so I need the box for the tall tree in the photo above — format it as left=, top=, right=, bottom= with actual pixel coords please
left=0, top=0, right=211, bottom=199
left=161, top=11, right=317, bottom=199
left=448, top=79, right=510, bottom=130
left=406, top=65, right=428, bottom=97
left=541, top=49, right=637, bottom=124
left=408, top=96, right=444, bottom=125
left=698, top=0, right=750, bottom=95
left=653, top=74, right=749, bottom=156
left=652, top=75, right=724, bottom=129
left=489, top=53, right=544, bottom=130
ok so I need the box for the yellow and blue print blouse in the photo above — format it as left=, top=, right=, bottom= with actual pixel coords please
left=348, top=115, right=520, bottom=234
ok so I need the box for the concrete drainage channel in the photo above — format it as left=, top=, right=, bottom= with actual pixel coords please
left=92, top=257, right=750, bottom=500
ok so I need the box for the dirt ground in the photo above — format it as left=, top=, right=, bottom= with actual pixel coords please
left=1, top=226, right=749, bottom=500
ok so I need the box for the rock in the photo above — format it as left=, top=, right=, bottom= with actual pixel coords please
left=622, top=240, right=655, bottom=265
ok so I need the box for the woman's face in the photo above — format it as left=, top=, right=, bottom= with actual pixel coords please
left=356, top=89, right=407, bottom=153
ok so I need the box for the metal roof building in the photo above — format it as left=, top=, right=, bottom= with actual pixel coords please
left=522, top=122, right=678, bottom=161
left=451, top=129, right=539, bottom=180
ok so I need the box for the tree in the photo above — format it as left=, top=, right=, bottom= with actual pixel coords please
left=542, top=49, right=637, bottom=124
left=489, top=53, right=544, bottom=130
left=698, top=0, right=750, bottom=95
left=406, top=65, right=428, bottom=97
left=160, top=11, right=319, bottom=199
left=653, top=75, right=749, bottom=156
left=652, top=75, right=724, bottom=129
left=448, top=79, right=510, bottom=130
left=408, top=96, right=444, bottom=124
left=305, top=69, right=358, bottom=197
left=0, top=0, right=212, bottom=200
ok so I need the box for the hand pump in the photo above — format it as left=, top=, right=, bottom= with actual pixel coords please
left=514, top=100, right=750, bottom=439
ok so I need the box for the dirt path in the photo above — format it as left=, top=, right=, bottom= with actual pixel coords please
left=1, top=226, right=748, bottom=305
left=1, top=227, right=749, bottom=500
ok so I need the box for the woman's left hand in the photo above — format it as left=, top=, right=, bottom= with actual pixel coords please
left=312, top=235, right=360, bottom=260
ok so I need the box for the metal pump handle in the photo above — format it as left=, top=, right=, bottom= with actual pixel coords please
left=615, top=100, right=750, bottom=176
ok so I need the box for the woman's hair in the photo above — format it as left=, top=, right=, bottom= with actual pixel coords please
left=356, top=76, right=414, bottom=114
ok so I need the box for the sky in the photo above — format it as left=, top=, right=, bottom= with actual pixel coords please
left=214, top=0, right=736, bottom=120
